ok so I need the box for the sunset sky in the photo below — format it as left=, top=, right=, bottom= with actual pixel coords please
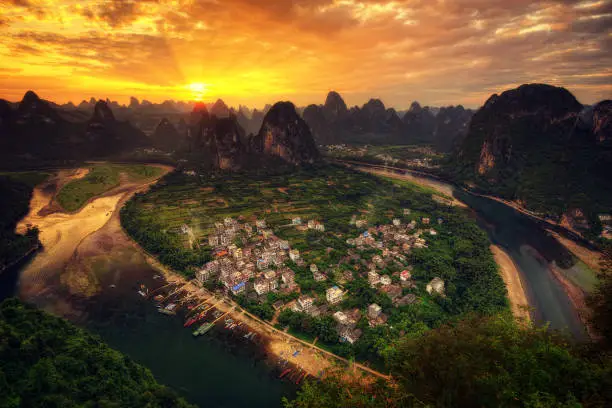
left=1, top=0, right=611, bottom=109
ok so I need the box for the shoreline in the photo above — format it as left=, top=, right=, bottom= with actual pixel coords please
left=548, top=262, right=598, bottom=340
left=134, top=244, right=388, bottom=381
left=490, top=245, right=531, bottom=323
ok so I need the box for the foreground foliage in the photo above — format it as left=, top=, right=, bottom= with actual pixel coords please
left=0, top=172, right=48, bottom=271
left=0, top=298, right=195, bottom=408
left=287, top=314, right=612, bottom=408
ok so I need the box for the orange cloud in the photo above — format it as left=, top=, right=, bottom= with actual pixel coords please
left=0, top=0, right=610, bottom=108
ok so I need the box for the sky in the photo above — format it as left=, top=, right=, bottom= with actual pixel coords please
left=0, top=0, right=611, bottom=109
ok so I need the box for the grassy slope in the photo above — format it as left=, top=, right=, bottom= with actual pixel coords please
left=0, top=298, right=195, bottom=408
left=57, top=164, right=164, bottom=212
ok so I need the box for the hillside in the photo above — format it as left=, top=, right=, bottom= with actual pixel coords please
left=0, top=298, right=195, bottom=407
left=450, top=83, right=612, bottom=239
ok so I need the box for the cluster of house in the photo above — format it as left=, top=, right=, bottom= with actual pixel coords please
left=347, top=213, right=439, bottom=262
left=291, top=217, right=325, bottom=232
left=196, top=217, right=298, bottom=296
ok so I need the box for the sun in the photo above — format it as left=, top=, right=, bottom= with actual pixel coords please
left=188, top=83, right=207, bottom=101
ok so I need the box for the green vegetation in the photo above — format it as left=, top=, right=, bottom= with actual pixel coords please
left=57, top=164, right=164, bottom=212
left=286, top=314, right=612, bottom=408
left=324, top=145, right=445, bottom=169
left=122, top=164, right=507, bottom=365
left=0, top=298, right=195, bottom=408
left=0, top=172, right=49, bottom=271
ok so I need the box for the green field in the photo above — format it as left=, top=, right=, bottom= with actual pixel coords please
left=121, top=164, right=507, bottom=363
left=325, top=144, right=445, bottom=167
left=57, top=164, right=164, bottom=212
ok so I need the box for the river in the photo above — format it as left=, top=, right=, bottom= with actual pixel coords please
left=2, top=167, right=294, bottom=408
left=1, top=162, right=590, bottom=406
left=351, top=162, right=588, bottom=339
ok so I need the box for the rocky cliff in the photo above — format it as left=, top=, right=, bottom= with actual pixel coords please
left=151, top=118, right=183, bottom=152
left=251, top=102, right=319, bottom=165
left=187, top=108, right=246, bottom=170
left=452, top=83, right=612, bottom=235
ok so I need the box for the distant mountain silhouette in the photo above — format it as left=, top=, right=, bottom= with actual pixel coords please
left=302, top=91, right=472, bottom=150
left=0, top=91, right=150, bottom=165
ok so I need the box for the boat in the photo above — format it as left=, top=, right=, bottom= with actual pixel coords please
left=184, top=317, right=198, bottom=327
left=154, top=294, right=164, bottom=301
left=193, top=322, right=214, bottom=336
left=158, top=308, right=176, bottom=316
left=137, top=290, right=147, bottom=297
left=279, top=368, right=292, bottom=378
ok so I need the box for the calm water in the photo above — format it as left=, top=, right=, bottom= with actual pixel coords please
left=454, top=189, right=585, bottom=338
left=1, top=246, right=294, bottom=408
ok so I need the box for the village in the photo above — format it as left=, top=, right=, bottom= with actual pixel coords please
left=190, top=209, right=447, bottom=346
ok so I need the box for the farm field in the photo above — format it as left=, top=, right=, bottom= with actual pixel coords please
left=57, top=164, right=165, bottom=212
left=121, top=164, right=508, bottom=363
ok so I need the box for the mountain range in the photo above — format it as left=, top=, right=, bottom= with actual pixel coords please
left=303, top=91, right=473, bottom=150
left=451, top=83, right=612, bottom=237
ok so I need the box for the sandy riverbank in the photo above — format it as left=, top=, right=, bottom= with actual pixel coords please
left=490, top=245, right=531, bottom=323
left=15, top=164, right=172, bottom=312
left=141, top=260, right=341, bottom=378
left=549, top=263, right=598, bottom=339
left=547, top=230, right=608, bottom=274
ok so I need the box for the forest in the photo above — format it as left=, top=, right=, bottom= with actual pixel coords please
left=0, top=298, right=195, bottom=408
left=0, top=172, right=48, bottom=272
left=285, top=313, right=612, bottom=408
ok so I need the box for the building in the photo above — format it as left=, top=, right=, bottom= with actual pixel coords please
left=403, top=208, right=411, bottom=215
left=380, top=275, right=392, bottom=286
left=422, top=217, right=430, bottom=225
left=426, top=277, right=445, bottom=296
left=208, top=235, right=220, bottom=247
left=292, top=217, right=302, bottom=225
left=368, top=271, right=381, bottom=287
left=313, top=271, right=327, bottom=282
left=230, top=281, right=246, bottom=295
left=339, top=327, right=362, bottom=344
left=395, top=294, right=417, bottom=307
left=368, top=303, right=382, bottom=319
left=400, top=270, right=412, bottom=281
left=310, top=264, right=318, bottom=273
left=381, top=284, right=402, bottom=300
left=333, top=311, right=348, bottom=325
left=429, top=229, right=437, bottom=236
left=224, top=217, right=234, bottom=226
left=356, top=219, right=368, bottom=228
left=279, top=240, right=290, bottom=250
left=254, top=278, right=270, bottom=295
left=289, top=249, right=300, bottom=261
left=281, top=270, right=296, bottom=287
left=393, top=218, right=401, bottom=226
left=295, top=296, right=314, bottom=312
left=326, top=286, right=344, bottom=304
left=255, top=219, right=267, bottom=229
